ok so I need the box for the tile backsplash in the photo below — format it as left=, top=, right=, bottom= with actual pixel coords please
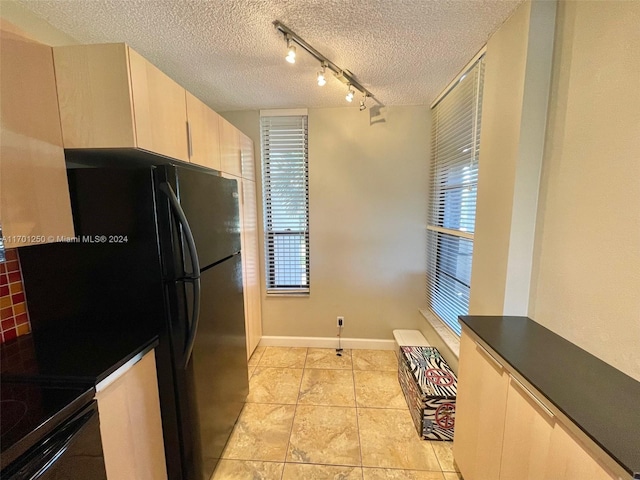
left=0, top=249, right=31, bottom=343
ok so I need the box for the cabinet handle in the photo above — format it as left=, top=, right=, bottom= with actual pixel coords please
left=477, top=343, right=503, bottom=370
left=186, top=121, right=193, bottom=158
left=510, top=375, right=555, bottom=419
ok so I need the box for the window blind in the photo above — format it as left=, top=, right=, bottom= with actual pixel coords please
left=427, top=56, right=485, bottom=335
left=260, top=115, right=310, bottom=293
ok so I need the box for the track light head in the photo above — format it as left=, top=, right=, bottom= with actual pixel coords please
left=317, top=64, right=327, bottom=86
left=285, top=37, right=296, bottom=64
left=359, top=93, right=368, bottom=111
left=345, top=85, right=354, bottom=103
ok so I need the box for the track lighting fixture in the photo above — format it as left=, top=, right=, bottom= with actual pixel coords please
left=285, top=37, right=296, bottom=64
left=345, top=85, right=355, bottom=102
left=359, top=93, right=368, bottom=111
left=274, top=20, right=376, bottom=109
left=317, top=63, right=327, bottom=86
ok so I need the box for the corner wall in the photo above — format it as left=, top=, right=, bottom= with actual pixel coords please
left=223, top=106, right=430, bottom=340
left=469, top=0, right=556, bottom=316
left=0, top=1, right=77, bottom=45
left=529, top=0, right=640, bottom=380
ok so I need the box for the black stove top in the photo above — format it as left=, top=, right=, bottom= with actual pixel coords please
left=0, top=382, right=95, bottom=470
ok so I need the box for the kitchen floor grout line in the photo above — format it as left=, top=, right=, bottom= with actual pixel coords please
left=352, top=360, right=365, bottom=476
left=278, top=347, right=308, bottom=480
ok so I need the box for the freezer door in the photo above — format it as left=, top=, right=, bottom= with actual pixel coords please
left=184, top=254, right=248, bottom=480
left=175, top=166, right=241, bottom=269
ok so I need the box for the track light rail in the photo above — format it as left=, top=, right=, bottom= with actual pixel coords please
left=273, top=20, right=376, bottom=105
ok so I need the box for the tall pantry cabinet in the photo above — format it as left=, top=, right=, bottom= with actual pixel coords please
left=219, top=131, right=262, bottom=359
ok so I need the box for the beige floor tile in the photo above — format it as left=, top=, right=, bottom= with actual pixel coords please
left=248, top=365, right=257, bottom=379
left=431, top=441, right=459, bottom=472
left=247, top=367, right=303, bottom=404
left=354, top=370, right=407, bottom=409
left=258, top=347, right=307, bottom=368
left=287, top=405, right=361, bottom=466
left=352, top=350, right=398, bottom=371
left=222, top=403, right=295, bottom=462
left=248, top=346, right=266, bottom=366
left=211, top=460, right=284, bottom=479
left=305, top=348, right=353, bottom=369
left=298, top=369, right=355, bottom=407
left=282, top=463, right=363, bottom=479
left=358, top=408, right=440, bottom=471
left=363, top=468, right=445, bottom=480
left=443, top=473, right=463, bottom=480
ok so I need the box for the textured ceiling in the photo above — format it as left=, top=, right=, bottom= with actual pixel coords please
left=17, top=0, right=522, bottom=112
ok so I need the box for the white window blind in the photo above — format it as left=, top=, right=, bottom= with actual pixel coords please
left=260, top=115, right=310, bottom=293
left=427, top=56, right=485, bottom=335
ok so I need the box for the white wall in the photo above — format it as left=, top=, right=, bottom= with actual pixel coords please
left=223, top=106, right=430, bottom=340
left=529, top=0, right=640, bottom=381
left=0, top=1, right=77, bottom=45
left=464, top=0, right=640, bottom=381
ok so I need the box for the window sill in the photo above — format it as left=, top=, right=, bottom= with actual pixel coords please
left=266, top=291, right=310, bottom=297
left=419, top=308, right=461, bottom=359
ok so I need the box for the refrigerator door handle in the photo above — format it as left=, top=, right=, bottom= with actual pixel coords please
left=183, top=276, right=201, bottom=367
left=159, top=182, right=202, bottom=366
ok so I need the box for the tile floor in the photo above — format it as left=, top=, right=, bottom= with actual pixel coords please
left=212, top=347, right=462, bottom=480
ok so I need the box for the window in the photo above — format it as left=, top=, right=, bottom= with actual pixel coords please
left=260, top=112, right=310, bottom=293
left=426, top=55, right=485, bottom=335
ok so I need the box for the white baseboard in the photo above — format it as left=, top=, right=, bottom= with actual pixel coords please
left=259, top=336, right=396, bottom=350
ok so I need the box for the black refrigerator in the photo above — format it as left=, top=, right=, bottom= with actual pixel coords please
left=19, top=163, right=249, bottom=480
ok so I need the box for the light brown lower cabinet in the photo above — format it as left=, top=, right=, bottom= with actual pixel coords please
left=454, top=330, right=621, bottom=480
left=500, top=377, right=554, bottom=479
left=95, top=351, right=167, bottom=480
left=453, top=332, right=509, bottom=480
left=546, top=422, right=617, bottom=480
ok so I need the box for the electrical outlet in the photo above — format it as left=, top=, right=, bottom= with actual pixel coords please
left=337, top=316, right=344, bottom=327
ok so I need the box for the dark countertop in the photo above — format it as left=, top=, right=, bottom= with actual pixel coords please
left=0, top=382, right=96, bottom=470
left=459, top=315, right=640, bottom=479
left=0, top=323, right=159, bottom=386
left=0, top=321, right=158, bottom=471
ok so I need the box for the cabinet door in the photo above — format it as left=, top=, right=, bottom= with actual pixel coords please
left=240, top=132, right=256, bottom=181
left=128, top=47, right=189, bottom=162
left=242, top=178, right=262, bottom=357
left=185, top=92, right=221, bottom=170
left=0, top=27, right=74, bottom=247
left=53, top=43, right=137, bottom=149
left=499, top=377, right=555, bottom=480
left=546, top=423, right=617, bottom=480
left=96, top=351, right=167, bottom=480
left=453, top=331, right=510, bottom=480
left=219, top=117, right=241, bottom=177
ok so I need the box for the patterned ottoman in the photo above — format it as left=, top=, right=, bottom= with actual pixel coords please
left=398, top=346, right=457, bottom=441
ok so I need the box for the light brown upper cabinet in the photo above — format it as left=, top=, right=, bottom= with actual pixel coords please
left=0, top=25, right=74, bottom=247
left=185, top=92, right=221, bottom=170
left=53, top=43, right=189, bottom=162
left=240, top=132, right=256, bottom=181
left=219, top=117, right=241, bottom=177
